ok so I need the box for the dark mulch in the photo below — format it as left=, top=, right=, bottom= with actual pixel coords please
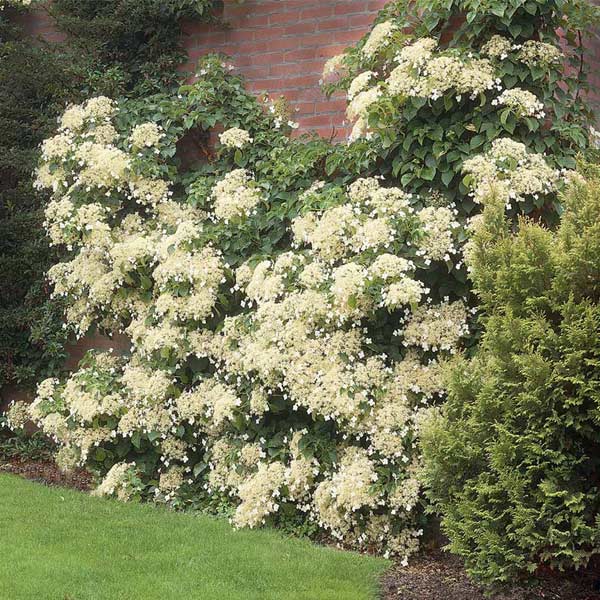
left=382, top=550, right=600, bottom=600
left=0, top=458, right=92, bottom=491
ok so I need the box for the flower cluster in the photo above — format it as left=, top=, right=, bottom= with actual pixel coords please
left=481, top=35, right=562, bottom=67
left=211, top=169, right=263, bottom=221
left=35, top=98, right=224, bottom=338
left=347, top=71, right=374, bottom=100
left=481, top=35, right=513, bottom=59
left=329, top=33, right=556, bottom=147
left=4, top=400, right=29, bottom=429
left=92, top=462, right=141, bottom=501
left=361, top=21, right=397, bottom=57
left=219, top=127, right=253, bottom=149
left=462, top=138, right=561, bottom=206
left=388, top=52, right=497, bottom=101
left=347, top=86, right=382, bottom=122
left=516, top=40, right=562, bottom=67
left=322, top=54, right=347, bottom=80
left=343, top=37, right=505, bottom=140
left=36, top=97, right=128, bottom=200
left=130, top=122, right=164, bottom=149
left=493, top=88, right=545, bottom=118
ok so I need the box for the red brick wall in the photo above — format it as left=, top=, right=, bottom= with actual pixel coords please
left=585, top=2, right=600, bottom=114
left=182, top=0, right=388, bottom=138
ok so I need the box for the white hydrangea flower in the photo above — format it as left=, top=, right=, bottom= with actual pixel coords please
left=219, top=127, right=253, bottom=149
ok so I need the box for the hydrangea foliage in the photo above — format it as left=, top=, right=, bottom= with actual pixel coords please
left=322, top=0, right=597, bottom=218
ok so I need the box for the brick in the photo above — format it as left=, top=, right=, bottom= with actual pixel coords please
left=221, top=28, right=260, bottom=44
left=278, top=74, right=320, bottom=89
left=241, top=14, right=271, bottom=27
left=348, top=13, right=378, bottom=28
left=283, top=47, right=318, bottom=61
left=334, top=3, right=369, bottom=15
left=242, top=66, right=272, bottom=79
left=242, top=2, right=288, bottom=16
left=298, top=30, right=366, bottom=49
left=317, top=17, right=350, bottom=31
left=246, top=78, right=279, bottom=91
left=225, top=3, right=259, bottom=18
left=243, top=51, right=282, bottom=66
left=269, top=11, right=299, bottom=25
left=316, top=44, right=350, bottom=58
left=301, top=6, right=334, bottom=20
left=252, top=25, right=288, bottom=40
left=270, top=60, right=323, bottom=77
left=314, top=99, right=349, bottom=114
left=294, top=101, right=317, bottom=115
left=301, top=114, right=334, bottom=127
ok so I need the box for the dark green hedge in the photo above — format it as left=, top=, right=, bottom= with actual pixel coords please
left=50, top=0, right=216, bottom=96
left=0, top=18, right=77, bottom=387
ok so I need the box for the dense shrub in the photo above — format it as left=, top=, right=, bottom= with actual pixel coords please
left=421, top=172, right=600, bottom=584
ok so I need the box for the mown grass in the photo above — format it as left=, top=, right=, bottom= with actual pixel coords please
left=0, top=474, right=388, bottom=600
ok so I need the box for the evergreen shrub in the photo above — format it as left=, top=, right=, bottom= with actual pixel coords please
left=421, top=170, right=600, bottom=584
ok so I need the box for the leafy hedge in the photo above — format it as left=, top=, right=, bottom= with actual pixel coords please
left=49, top=0, right=217, bottom=96
left=421, top=170, right=600, bottom=584
left=0, top=7, right=76, bottom=387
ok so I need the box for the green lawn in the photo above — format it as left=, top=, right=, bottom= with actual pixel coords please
left=0, top=474, right=388, bottom=600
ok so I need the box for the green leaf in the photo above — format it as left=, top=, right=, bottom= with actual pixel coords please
left=469, top=135, right=485, bottom=150
left=420, top=166, right=436, bottom=181
left=441, top=170, right=454, bottom=186
left=147, top=431, right=161, bottom=443
left=193, top=462, right=207, bottom=477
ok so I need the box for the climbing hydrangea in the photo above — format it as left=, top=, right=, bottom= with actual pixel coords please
left=462, top=138, right=561, bottom=207
left=16, top=68, right=486, bottom=563
left=7, top=0, right=589, bottom=562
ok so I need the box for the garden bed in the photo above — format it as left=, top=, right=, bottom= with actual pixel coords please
left=0, top=456, right=92, bottom=491
left=382, top=550, right=600, bottom=600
